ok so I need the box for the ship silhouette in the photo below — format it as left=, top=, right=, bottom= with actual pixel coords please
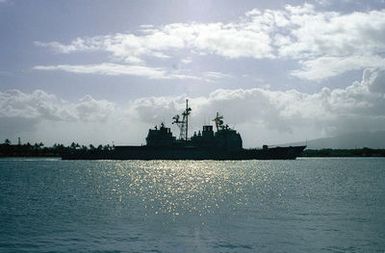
left=62, top=99, right=306, bottom=160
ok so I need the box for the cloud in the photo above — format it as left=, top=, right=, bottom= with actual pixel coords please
left=4, top=69, right=385, bottom=145
left=35, top=20, right=274, bottom=64
left=201, top=71, right=233, bottom=82
left=271, top=5, right=385, bottom=79
left=0, top=89, right=115, bottom=122
left=291, top=55, right=385, bottom=80
left=35, top=4, right=385, bottom=81
left=362, top=67, right=385, bottom=94
left=33, top=63, right=232, bottom=82
left=0, top=89, right=124, bottom=145
left=274, top=6, right=385, bottom=57
left=181, top=57, right=192, bottom=64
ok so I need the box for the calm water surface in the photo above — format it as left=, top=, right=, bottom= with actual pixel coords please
left=1, top=158, right=385, bottom=252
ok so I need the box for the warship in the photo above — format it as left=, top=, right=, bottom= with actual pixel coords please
left=62, top=99, right=306, bottom=160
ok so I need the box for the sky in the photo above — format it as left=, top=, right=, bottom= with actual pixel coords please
left=1, top=0, right=385, bottom=147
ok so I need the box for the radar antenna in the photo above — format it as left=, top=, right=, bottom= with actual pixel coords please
left=172, top=99, right=191, bottom=141
left=212, top=112, right=224, bottom=131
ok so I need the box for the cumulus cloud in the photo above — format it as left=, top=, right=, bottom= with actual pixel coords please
left=0, top=90, right=118, bottom=144
left=274, top=6, right=385, bottom=57
left=0, top=89, right=115, bottom=122
left=272, top=6, right=385, bottom=80
left=34, top=4, right=385, bottom=81
left=4, top=68, right=384, bottom=145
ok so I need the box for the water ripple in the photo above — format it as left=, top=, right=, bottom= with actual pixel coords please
left=1, top=158, right=385, bottom=252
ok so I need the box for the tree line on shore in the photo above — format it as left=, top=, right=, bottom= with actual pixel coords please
left=0, top=139, right=113, bottom=157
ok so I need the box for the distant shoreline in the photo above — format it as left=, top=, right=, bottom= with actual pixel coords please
left=302, top=148, right=385, bottom=157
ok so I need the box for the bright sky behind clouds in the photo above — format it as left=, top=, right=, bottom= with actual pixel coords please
left=1, top=0, right=385, bottom=147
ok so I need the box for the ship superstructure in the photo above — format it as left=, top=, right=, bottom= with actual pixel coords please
left=144, top=99, right=243, bottom=152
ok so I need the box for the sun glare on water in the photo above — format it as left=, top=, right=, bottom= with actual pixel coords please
left=96, top=160, right=276, bottom=217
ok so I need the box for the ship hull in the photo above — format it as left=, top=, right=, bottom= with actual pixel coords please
left=61, top=145, right=306, bottom=160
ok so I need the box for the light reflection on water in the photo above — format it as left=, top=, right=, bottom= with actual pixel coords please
left=96, top=160, right=287, bottom=217
left=101, top=161, right=248, bottom=216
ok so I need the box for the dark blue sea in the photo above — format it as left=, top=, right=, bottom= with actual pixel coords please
left=1, top=158, right=385, bottom=252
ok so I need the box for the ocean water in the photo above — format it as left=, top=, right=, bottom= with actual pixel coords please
left=1, top=158, right=385, bottom=252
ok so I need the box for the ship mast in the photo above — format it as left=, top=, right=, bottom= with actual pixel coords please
left=213, top=112, right=224, bottom=131
left=185, top=99, right=189, bottom=140
left=172, top=99, right=191, bottom=141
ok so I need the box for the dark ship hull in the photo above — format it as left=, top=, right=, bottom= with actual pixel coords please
left=61, top=145, right=306, bottom=160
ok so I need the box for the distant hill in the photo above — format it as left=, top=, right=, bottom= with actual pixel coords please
left=284, top=131, right=385, bottom=149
